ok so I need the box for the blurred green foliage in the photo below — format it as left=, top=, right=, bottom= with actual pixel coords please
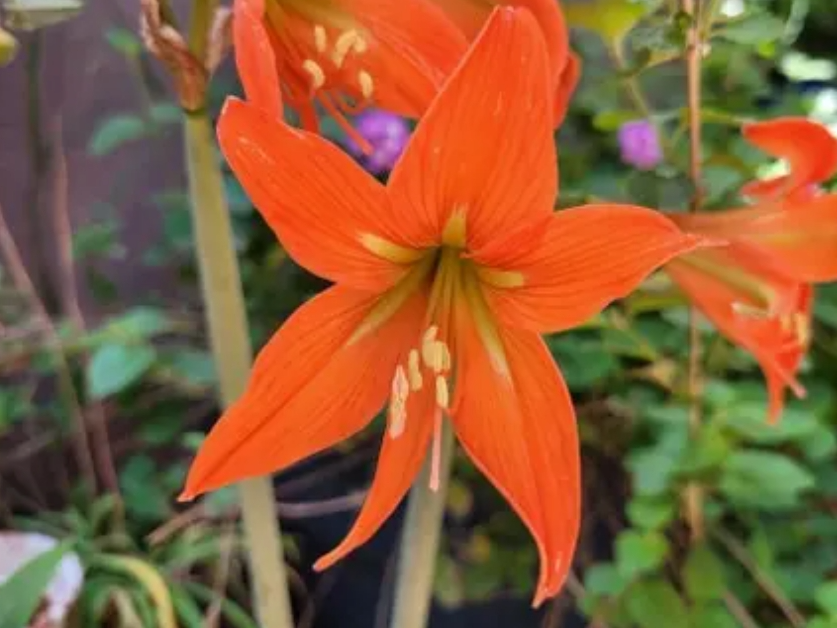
left=3, top=0, right=837, bottom=626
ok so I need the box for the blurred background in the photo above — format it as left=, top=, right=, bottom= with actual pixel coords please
left=2, top=0, right=837, bottom=626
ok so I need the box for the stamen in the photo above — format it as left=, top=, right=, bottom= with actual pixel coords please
left=421, top=326, right=439, bottom=368
left=332, top=29, right=362, bottom=68
left=429, top=408, right=443, bottom=492
left=388, top=365, right=409, bottom=439
left=302, top=59, right=326, bottom=90
left=358, top=70, right=374, bottom=100
left=313, top=24, right=327, bottom=54
left=407, top=349, right=423, bottom=391
left=794, top=313, right=810, bottom=345
left=731, top=301, right=772, bottom=320
left=435, top=375, right=449, bottom=409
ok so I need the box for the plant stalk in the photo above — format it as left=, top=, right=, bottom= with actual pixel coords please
left=683, top=0, right=706, bottom=543
left=389, top=420, right=455, bottom=628
left=183, top=111, right=294, bottom=628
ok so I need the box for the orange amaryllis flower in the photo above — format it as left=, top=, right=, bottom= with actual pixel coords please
left=665, top=117, right=837, bottom=421
left=183, top=7, right=705, bottom=604
left=233, top=0, right=467, bottom=142
left=431, top=0, right=580, bottom=126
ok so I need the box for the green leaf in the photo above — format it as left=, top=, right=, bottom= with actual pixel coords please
left=161, top=349, right=217, bottom=389
left=691, top=604, right=738, bottom=628
left=815, top=582, right=837, bottom=616
left=627, top=497, right=675, bottom=530
left=0, top=542, right=72, bottom=628
left=88, top=114, right=147, bottom=156
left=615, top=530, right=668, bottom=580
left=87, top=342, right=156, bottom=399
left=584, top=563, right=627, bottom=597
left=684, top=544, right=726, bottom=602
left=719, top=450, right=815, bottom=510
left=625, top=579, right=688, bottom=628
left=565, top=0, right=648, bottom=43
left=676, top=423, right=730, bottom=476
left=718, top=12, right=785, bottom=45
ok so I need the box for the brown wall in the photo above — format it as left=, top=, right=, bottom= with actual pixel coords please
left=0, top=0, right=197, bottom=317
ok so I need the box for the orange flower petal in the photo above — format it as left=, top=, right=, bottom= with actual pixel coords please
left=553, top=52, right=581, bottom=127
left=431, top=0, right=575, bottom=127
left=217, top=99, right=415, bottom=290
left=387, top=7, right=556, bottom=250
left=742, top=117, right=837, bottom=199
left=344, top=0, right=468, bottom=117
left=181, top=285, right=427, bottom=499
left=666, top=259, right=808, bottom=423
left=233, top=0, right=282, bottom=118
left=313, top=386, right=436, bottom=570
left=452, top=318, right=580, bottom=606
left=671, top=195, right=837, bottom=283
left=474, top=205, right=707, bottom=333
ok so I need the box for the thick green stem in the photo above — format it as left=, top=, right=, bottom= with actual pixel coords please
left=183, top=113, right=294, bottom=628
left=389, top=421, right=455, bottom=628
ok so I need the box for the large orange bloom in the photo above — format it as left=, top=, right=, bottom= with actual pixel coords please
left=666, top=118, right=837, bottom=421
left=431, top=0, right=580, bottom=126
left=184, top=8, right=705, bottom=603
left=233, top=0, right=467, bottom=143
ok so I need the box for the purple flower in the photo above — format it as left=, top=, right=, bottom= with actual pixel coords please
left=343, top=109, right=411, bottom=175
left=617, top=120, right=663, bottom=170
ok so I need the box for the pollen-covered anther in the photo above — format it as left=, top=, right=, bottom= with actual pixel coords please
left=731, top=301, right=772, bottom=320
left=313, top=24, right=327, bottom=54
left=302, top=59, right=326, bottom=90
left=358, top=70, right=374, bottom=100
left=388, top=365, right=409, bottom=439
left=435, top=375, right=450, bottom=409
left=421, top=326, right=439, bottom=367
left=793, top=312, right=811, bottom=346
left=407, top=349, right=423, bottom=391
left=332, top=29, right=365, bottom=68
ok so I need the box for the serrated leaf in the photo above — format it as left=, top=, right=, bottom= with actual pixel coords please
left=684, top=544, right=726, bottom=602
left=87, top=343, right=156, bottom=399
left=0, top=541, right=72, bottom=628
left=88, top=114, right=147, bottom=156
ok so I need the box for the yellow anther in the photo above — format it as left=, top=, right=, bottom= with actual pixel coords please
left=731, top=301, right=771, bottom=319
left=407, top=349, right=423, bottom=391
left=794, top=312, right=810, bottom=346
left=332, top=29, right=362, bottom=67
left=435, top=375, right=450, bottom=409
left=302, top=59, right=326, bottom=89
left=313, top=24, right=328, bottom=54
left=358, top=70, right=374, bottom=99
left=389, top=365, right=409, bottom=438
left=421, top=326, right=439, bottom=368
left=429, top=340, right=451, bottom=374
left=359, top=233, right=426, bottom=265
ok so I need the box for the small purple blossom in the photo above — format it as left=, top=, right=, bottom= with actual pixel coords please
left=343, top=109, right=411, bottom=175
left=617, top=120, right=663, bottom=170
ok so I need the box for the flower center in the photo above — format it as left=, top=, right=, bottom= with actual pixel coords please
left=265, top=1, right=377, bottom=142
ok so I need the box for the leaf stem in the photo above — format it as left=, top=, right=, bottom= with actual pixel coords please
left=388, top=421, right=455, bottom=628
